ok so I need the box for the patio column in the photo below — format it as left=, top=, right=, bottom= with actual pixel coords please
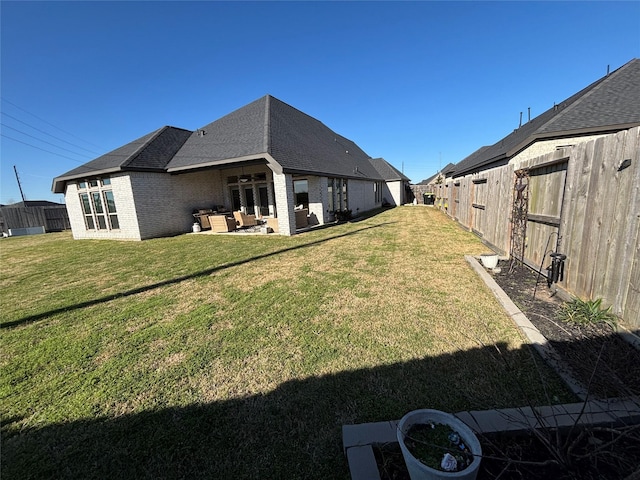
left=273, top=172, right=295, bottom=236
left=308, top=176, right=328, bottom=225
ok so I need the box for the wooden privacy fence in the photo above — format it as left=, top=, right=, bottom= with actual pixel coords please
left=444, top=127, right=640, bottom=327
left=0, top=205, right=71, bottom=234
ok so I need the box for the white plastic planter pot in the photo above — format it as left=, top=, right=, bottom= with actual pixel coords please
left=479, top=253, right=498, bottom=269
left=397, top=409, right=482, bottom=480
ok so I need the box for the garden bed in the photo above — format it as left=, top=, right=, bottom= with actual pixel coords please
left=374, top=421, right=640, bottom=480
left=490, top=260, right=640, bottom=399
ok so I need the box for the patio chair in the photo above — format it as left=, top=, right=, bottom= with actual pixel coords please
left=233, top=211, right=257, bottom=228
left=208, top=214, right=236, bottom=233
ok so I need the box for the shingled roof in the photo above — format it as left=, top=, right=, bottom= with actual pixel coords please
left=52, top=126, right=192, bottom=193
left=53, top=95, right=388, bottom=193
left=415, top=162, right=457, bottom=185
left=453, top=58, right=640, bottom=177
left=168, top=95, right=382, bottom=180
left=370, top=157, right=410, bottom=182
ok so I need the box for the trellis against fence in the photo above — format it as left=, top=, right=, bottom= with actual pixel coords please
left=441, top=127, right=640, bottom=326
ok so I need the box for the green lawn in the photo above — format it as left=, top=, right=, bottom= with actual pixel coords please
left=1, top=207, right=573, bottom=479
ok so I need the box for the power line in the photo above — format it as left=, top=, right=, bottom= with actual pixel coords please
left=2, top=123, right=92, bottom=159
left=1, top=133, right=87, bottom=163
left=1, top=97, right=106, bottom=150
left=2, top=111, right=101, bottom=155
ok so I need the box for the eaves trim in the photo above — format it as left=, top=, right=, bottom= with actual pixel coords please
left=505, top=122, right=640, bottom=158
left=281, top=167, right=384, bottom=182
left=166, top=154, right=271, bottom=173
left=51, top=167, right=123, bottom=193
left=453, top=154, right=509, bottom=178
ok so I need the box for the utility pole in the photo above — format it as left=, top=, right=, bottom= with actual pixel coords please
left=13, top=165, right=26, bottom=203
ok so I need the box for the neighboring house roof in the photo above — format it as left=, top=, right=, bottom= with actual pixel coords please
left=440, top=162, right=457, bottom=177
left=415, top=175, right=437, bottom=185
left=1, top=200, right=64, bottom=208
left=53, top=95, right=389, bottom=193
left=52, top=126, right=193, bottom=193
left=370, top=157, right=410, bottom=182
left=453, top=58, right=640, bottom=177
left=415, top=162, right=457, bottom=185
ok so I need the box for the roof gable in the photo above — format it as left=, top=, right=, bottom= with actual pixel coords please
left=370, top=157, right=410, bottom=182
left=169, top=95, right=382, bottom=180
left=167, top=96, right=269, bottom=170
left=52, top=126, right=191, bottom=192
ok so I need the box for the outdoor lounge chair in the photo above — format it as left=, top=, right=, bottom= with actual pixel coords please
left=208, top=214, right=236, bottom=232
left=233, top=211, right=257, bottom=228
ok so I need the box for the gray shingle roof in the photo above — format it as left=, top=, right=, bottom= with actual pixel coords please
left=53, top=95, right=393, bottom=193
left=1, top=200, right=64, bottom=208
left=453, top=58, right=640, bottom=177
left=370, top=157, right=410, bottom=182
left=52, top=126, right=192, bottom=193
left=168, top=95, right=382, bottom=180
left=167, top=97, right=268, bottom=169
left=416, top=162, right=457, bottom=185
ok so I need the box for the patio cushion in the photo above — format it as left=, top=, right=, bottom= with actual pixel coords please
left=233, top=211, right=257, bottom=227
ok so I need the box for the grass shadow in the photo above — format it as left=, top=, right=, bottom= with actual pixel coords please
left=1, top=341, right=585, bottom=480
left=1, top=223, right=394, bottom=330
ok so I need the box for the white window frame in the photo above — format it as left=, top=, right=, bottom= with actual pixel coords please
left=77, top=178, right=119, bottom=230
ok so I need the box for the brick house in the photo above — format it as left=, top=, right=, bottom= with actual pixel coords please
left=52, top=95, right=409, bottom=240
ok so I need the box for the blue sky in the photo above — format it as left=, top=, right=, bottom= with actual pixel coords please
left=1, top=1, right=639, bottom=204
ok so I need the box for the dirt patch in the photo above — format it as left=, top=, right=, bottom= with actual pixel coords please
left=491, top=260, right=640, bottom=399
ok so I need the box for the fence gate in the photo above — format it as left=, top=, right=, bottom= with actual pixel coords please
left=509, top=169, right=529, bottom=272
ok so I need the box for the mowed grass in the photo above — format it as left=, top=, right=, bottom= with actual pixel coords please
left=1, top=207, right=574, bottom=479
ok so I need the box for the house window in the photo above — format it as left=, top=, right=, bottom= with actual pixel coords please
left=328, top=178, right=348, bottom=212
left=374, top=181, right=382, bottom=203
left=104, top=190, right=119, bottom=229
left=293, top=179, right=309, bottom=208
left=230, top=187, right=241, bottom=211
left=244, top=185, right=255, bottom=214
left=80, top=193, right=95, bottom=229
left=257, top=184, right=269, bottom=217
left=77, top=177, right=119, bottom=230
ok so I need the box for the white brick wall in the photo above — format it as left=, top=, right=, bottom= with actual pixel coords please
left=64, top=167, right=394, bottom=240
left=381, top=180, right=403, bottom=206
left=131, top=170, right=223, bottom=239
left=348, top=179, right=380, bottom=214
left=307, top=176, right=328, bottom=225
left=64, top=170, right=224, bottom=240
left=65, top=173, right=142, bottom=240
left=395, top=181, right=406, bottom=205
left=511, top=135, right=607, bottom=167
left=273, top=172, right=294, bottom=235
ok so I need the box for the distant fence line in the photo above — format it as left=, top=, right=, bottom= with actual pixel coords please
left=0, top=205, right=71, bottom=234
